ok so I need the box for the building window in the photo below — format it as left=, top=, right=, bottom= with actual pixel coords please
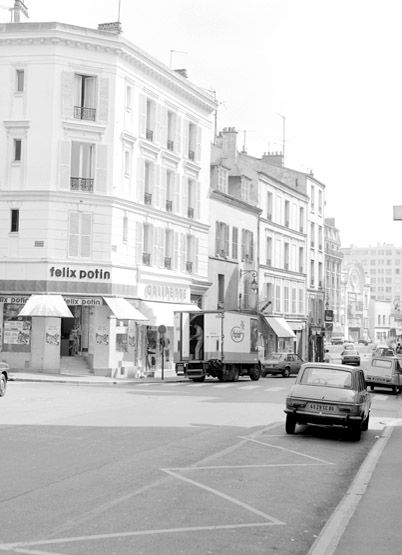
left=218, top=274, right=225, bottom=308
left=216, top=166, right=228, bottom=193
left=68, top=212, right=92, bottom=258
left=124, top=150, right=131, bottom=177
left=146, top=98, right=155, bottom=141
left=187, top=178, right=196, bottom=218
left=284, top=242, right=290, bottom=270
left=275, top=285, right=281, bottom=312
left=241, top=229, right=254, bottom=262
left=318, top=189, right=323, bottom=215
left=166, top=170, right=174, bottom=212
left=299, top=246, right=304, bottom=273
left=267, top=192, right=273, bottom=220
left=310, top=259, right=315, bottom=286
left=16, top=69, right=24, bottom=92
left=298, top=288, right=304, bottom=314
left=10, top=209, right=19, bottom=232
left=188, top=122, right=196, bottom=160
left=266, top=236, right=272, bottom=265
left=144, top=161, right=154, bottom=204
left=164, top=229, right=173, bottom=269
left=284, top=286, right=289, bottom=313
left=299, top=206, right=305, bottom=233
left=284, top=200, right=290, bottom=227
left=310, top=222, right=315, bottom=247
left=232, top=227, right=238, bottom=259
left=143, top=223, right=153, bottom=265
left=14, top=139, right=22, bottom=161
left=126, top=85, right=132, bottom=110
left=74, top=74, right=97, bottom=121
left=70, top=142, right=94, bottom=192
left=216, top=221, right=229, bottom=257
left=167, top=110, right=175, bottom=151
left=310, top=185, right=315, bottom=211
left=186, top=234, right=196, bottom=273
left=122, top=214, right=128, bottom=243
left=292, top=288, right=297, bottom=314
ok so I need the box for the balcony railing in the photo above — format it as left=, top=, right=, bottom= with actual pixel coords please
left=74, top=106, right=96, bottom=121
left=164, top=257, right=172, bottom=269
left=70, top=177, right=94, bottom=192
left=266, top=258, right=271, bottom=266
left=186, top=261, right=193, bottom=273
left=188, top=150, right=195, bottom=161
left=142, top=252, right=151, bottom=265
left=267, top=213, right=272, bottom=221
left=144, top=192, right=152, bottom=205
left=167, top=139, right=174, bottom=151
left=146, top=128, right=154, bottom=141
left=187, top=207, right=194, bottom=218
left=166, top=199, right=173, bottom=212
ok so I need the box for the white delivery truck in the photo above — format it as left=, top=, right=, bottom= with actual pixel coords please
left=174, top=310, right=261, bottom=382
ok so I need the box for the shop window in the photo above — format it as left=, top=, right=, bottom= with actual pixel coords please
left=2, top=303, right=31, bottom=353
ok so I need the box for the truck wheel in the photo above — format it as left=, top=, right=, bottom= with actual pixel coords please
left=282, top=367, right=291, bottom=378
left=285, top=414, right=296, bottom=434
left=191, top=376, right=205, bottom=382
left=249, top=365, right=261, bottom=381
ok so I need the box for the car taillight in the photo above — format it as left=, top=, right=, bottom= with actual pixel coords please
left=287, top=398, right=307, bottom=408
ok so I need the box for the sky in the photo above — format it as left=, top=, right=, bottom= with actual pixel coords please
left=3, top=0, right=402, bottom=247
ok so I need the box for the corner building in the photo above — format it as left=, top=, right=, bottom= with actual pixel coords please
left=0, top=21, right=215, bottom=375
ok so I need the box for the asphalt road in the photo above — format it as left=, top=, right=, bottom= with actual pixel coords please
left=0, top=373, right=399, bottom=555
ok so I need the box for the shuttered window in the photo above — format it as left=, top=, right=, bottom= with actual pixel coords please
left=68, top=212, right=92, bottom=258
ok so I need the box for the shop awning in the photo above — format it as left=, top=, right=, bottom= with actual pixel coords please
left=140, top=301, right=200, bottom=327
left=263, top=316, right=296, bottom=339
left=289, top=322, right=306, bottom=332
left=103, top=297, right=148, bottom=320
left=18, top=295, right=74, bottom=318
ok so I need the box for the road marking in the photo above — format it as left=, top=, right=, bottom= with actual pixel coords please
left=372, top=394, right=389, bottom=401
left=212, top=383, right=232, bottom=388
left=187, top=383, right=206, bottom=387
left=168, top=463, right=331, bottom=470
left=237, top=385, right=260, bottom=390
left=264, top=386, right=284, bottom=392
left=240, top=437, right=334, bottom=465
left=163, top=468, right=285, bottom=524
left=0, top=523, right=281, bottom=552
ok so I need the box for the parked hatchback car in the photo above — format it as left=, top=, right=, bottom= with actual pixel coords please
left=341, top=349, right=361, bottom=366
left=285, top=363, right=371, bottom=441
left=0, top=362, right=8, bottom=397
left=261, top=353, right=304, bottom=378
left=372, top=346, right=395, bottom=358
left=365, top=357, right=402, bottom=394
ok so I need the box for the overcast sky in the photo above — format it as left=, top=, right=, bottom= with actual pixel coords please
left=3, top=0, right=402, bottom=247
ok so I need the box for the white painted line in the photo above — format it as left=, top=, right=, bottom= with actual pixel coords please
left=212, top=383, right=233, bottom=388
left=0, top=523, right=279, bottom=551
left=307, top=426, right=393, bottom=555
left=264, top=386, right=284, bottom=392
left=168, top=463, right=330, bottom=470
left=238, top=385, right=260, bottom=390
left=163, top=469, right=285, bottom=524
left=240, top=437, right=334, bottom=465
left=187, top=383, right=206, bottom=387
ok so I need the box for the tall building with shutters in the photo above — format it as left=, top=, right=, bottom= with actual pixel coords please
left=0, top=21, right=215, bottom=375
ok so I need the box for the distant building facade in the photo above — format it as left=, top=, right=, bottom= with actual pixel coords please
left=324, top=217, right=343, bottom=337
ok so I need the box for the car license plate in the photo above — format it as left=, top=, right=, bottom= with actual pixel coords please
left=307, top=403, right=335, bottom=412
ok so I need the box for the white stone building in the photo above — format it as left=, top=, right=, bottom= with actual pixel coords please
left=0, top=21, right=215, bottom=374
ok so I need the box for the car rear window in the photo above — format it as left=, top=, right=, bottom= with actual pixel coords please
left=300, top=367, right=352, bottom=388
left=372, top=359, right=393, bottom=369
left=271, top=353, right=286, bottom=360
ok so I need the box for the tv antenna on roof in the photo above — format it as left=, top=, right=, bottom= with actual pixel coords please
left=11, top=0, right=28, bottom=22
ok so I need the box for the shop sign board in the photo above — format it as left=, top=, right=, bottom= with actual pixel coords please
left=140, top=282, right=189, bottom=303
left=64, top=297, right=104, bottom=306
left=49, top=266, right=111, bottom=281
left=0, top=296, right=29, bottom=304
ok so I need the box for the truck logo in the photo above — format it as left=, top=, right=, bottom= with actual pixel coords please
left=231, top=326, right=245, bottom=343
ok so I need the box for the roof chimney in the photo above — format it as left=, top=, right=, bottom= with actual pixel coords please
left=262, top=151, right=284, bottom=167
left=174, top=68, right=188, bottom=78
left=12, top=0, right=29, bottom=23
left=98, top=22, right=122, bottom=34
left=218, top=127, right=238, bottom=159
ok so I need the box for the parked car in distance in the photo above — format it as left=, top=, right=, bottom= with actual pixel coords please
left=372, top=346, right=395, bottom=358
left=331, top=337, right=344, bottom=345
left=341, top=349, right=361, bottom=366
left=0, top=362, right=8, bottom=397
left=285, top=363, right=371, bottom=441
left=358, top=338, right=369, bottom=345
left=261, top=353, right=304, bottom=378
left=365, top=357, right=402, bottom=394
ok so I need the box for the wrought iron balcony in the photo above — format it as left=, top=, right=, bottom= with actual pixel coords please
left=186, top=261, right=193, bottom=273
left=166, top=199, right=173, bottom=212
left=188, top=150, right=195, bottom=161
left=70, top=177, right=94, bottom=192
left=144, top=192, right=152, bottom=205
left=142, top=252, right=151, bottom=265
left=74, top=106, right=96, bottom=121
left=146, top=128, right=154, bottom=141
left=164, top=257, right=172, bottom=269
left=187, top=207, right=194, bottom=218
left=167, top=139, right=174, bottom=151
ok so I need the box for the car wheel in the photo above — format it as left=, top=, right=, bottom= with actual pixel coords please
left=282, top=367, right=291, bottom=378
left=0, top=373, right=6, bottom=397
left=285, top=414, right=296, bottom=434
left=350, top=423, right=361, bottom=442
left=361, top=414, right=370, bottom=432
left=249, top=365, right=261, bottom=381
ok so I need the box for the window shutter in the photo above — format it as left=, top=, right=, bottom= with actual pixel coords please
left=85, top=77, right=97, bottom=109
left=80, top=213, right=92, bottom=257
left=175, top=114, right=182, bottom=154
left=194, top=237, right=199, bottom=274
left=181, top=175, right=189, bottom=217
left=158, top=166, right=166, bottom=211
left=95, top=145, right=108, bottom=193
left=241, top=229, right=245, bottom=261
left=156, top=227, right=164, bottom=267
left=68, top=212, right=79, bottom=257
left=138, top=94, right=147, bottom=138
left=74, top=74, right=81, bottom=106
left=195, top=181, right=201, bottom=219
left=180, top=233, right=186, bottom=272
left=135, top=221, right=143, bottom=264
left=174, top=173, right=181, bottom=214
left=136, top=158, right=145, bottom=203
left=154, top=165, right=161, bottom=209
left=215, top=221, right=220, bottom=255
left=250, top=231, right=254, bottom=262
left=61, top=71, right=74, bottom=118
left=97, top=78, right=109, bottom=122
left=195, top=126, right=202, bottom=162
left=224, top=224, right=229, bottom=256
left=59, top=141, right=71, bottom=190
left=154, top=103, right=162, bottom=145
left=160, top=107, right=168, bottom=148
left=182, top=119, right=189, bottom=158
left=173, top=231, right=180, bottom=270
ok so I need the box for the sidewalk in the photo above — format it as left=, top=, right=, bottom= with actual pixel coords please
left=309, top=423, right=401, bottom=555
left=8, top=369, right=184, bottom=385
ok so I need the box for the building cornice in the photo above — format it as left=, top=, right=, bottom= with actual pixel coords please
left=209, top=189, right=262, bottom=215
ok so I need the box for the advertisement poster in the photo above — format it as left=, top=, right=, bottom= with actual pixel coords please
left=46, top=326, right=60, bottom=346
left=2, top=304, right=31, bottom=352
left=96, top=327, right=109, bottom=345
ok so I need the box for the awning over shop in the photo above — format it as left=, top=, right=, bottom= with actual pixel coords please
left=263, top=316, right=296, bottom=339
left=18, top=295, right=74, bottom=318
left=103, top=297, right=148, bottom=320
left=140, top=301, right=200, bottom=327
left=289, top=322, right=306, bottom=332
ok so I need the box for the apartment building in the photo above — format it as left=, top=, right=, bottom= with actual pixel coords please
left=324, top=217, right=343, bottom=333
left=0, top=21, right=215, bottom=374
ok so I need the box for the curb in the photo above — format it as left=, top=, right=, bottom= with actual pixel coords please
left=8, top=374, right=185, bottom=386
left=307, top=425, right=393, bottom=555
